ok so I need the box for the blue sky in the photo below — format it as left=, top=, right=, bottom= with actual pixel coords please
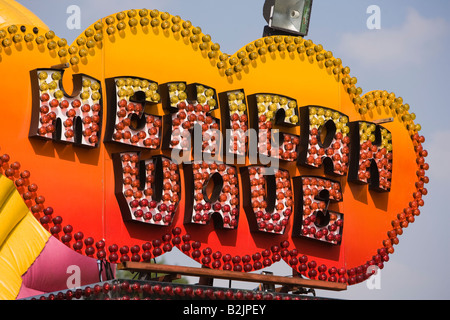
left=15, top=0, right=450, bottom=300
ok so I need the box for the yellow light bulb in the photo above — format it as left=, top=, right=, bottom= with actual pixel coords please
left=13, top=34, right=22, bottom=43
left=152, top=93, right=161, bottom=102
left=257, top=105, right=265, bottom=113
left=269, top=104, right=278, bottom=112
left=151, top=19, right=160, bottom=27
left=129, top=18, right=138, bottom=27
left=106, top=26, right=115, bottom=35
left=48, top=81, right=57, bottom=90
left=116, top=12, right=126, bottom=20
left=91, top=92, right=101, bottom=101
left=38, top=72, right=48, bottom=80
left=140, top=18, right=150, bottom=26
left=208, top=99, right=217, bottom=108
left=127, top=9, right=137, bottom=18
left=54, top=90, right=64, bottom=99
left=58, top=49, right=67, bottom=57
left=81, top=91, right=90, bottom=100
left=35, top=36, right=45, bottom=45
left=91, top=82, right=100, bottom=91
left=290, top=115, right=298, bottom=124
left=79, top=48, right=88, bottom=57
left=182, top=20, right=192, bottom=29
left=150, top=10, right=159, bottom=18
left=39, top=82, right=49, bottom=91
left=160, top=12, right=170, bottom=21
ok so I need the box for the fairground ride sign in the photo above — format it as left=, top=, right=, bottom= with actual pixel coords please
left=0, top=9, right=429, bottom=286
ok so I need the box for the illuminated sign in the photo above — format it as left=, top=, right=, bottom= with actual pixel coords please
left=0, top=8, right=428, bottom=287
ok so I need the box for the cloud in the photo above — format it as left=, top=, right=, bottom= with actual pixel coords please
left=337, top=8, right=450, bottom=68
left=426, top=130, right=450, bottom=183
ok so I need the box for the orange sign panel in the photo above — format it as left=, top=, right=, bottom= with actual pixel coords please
left=0, top=9, right=428, bottom=286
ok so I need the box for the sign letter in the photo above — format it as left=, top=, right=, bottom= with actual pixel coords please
left=112, top=152, right=181, bottom=226
left=293, top=176, right=343, bottom=244
left=30, top=68, right=102, bottom=148
left=241, top=166, right=293, bottom=235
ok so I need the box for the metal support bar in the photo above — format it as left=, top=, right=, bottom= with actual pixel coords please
left=372, top=117, right=394, bottom=125
left=118, top=262, right=347, bottom=292
left=51, top=63, right=70, bottom=69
